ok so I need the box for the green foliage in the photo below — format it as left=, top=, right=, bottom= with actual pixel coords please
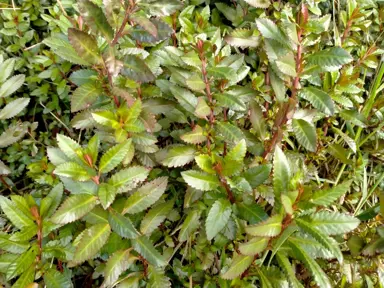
left=0, top=0, right=383, bottom=287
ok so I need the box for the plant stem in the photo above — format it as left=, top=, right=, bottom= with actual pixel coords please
left=111, top=3, right=133, bottom=46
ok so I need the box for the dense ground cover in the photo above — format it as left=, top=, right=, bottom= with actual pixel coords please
left=0, top=0, right=383, bottom=287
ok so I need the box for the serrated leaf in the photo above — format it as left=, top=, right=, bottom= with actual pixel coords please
left=170, top=85, right=198, bottom=115
left=245, top=214, right=282, bottom=237
left=109, top=166, right=149, bottom=192
left=296, top=218, right=343, bottom=263
left=123, top=177, right=168, bottom=214
left=306, top=211, right=360, bottom=235
left=54, top=162, right=93, bottom=181
left=307, top=47, right=353, bottom=72
left=56, top=134, right=82, bottom=161
left=0, top=233, right=29, bottom=254
left=140, top=200, right=174, bottom=235
left=195, top=97, right=211, bottom=118
left=224, top=29, right=260, bottom=48
left=332, top=127, right=356, bottom=153
left=148, top=265, right=172, bottom=288
left=41, top=183, right=64, bottom=218
left=195, top=154, right=215, bottom=174
left=273, top=146, right=290, bottom=195
left=328, top=143, right=353, bottom=165
left=0, top=196, right=34, bottom=230
left=180, top=125, right=207, bottom=144
left=72, top=223, right=111, bottom=265
left=131, top=236, right=166, bottom=267
left=51, top=194, right=97, bottom=224
left=181, top=170, right=220, bottom=191
left=288, top=240, right=331, bottom=288
left=43, top=268, right=73, bottom=288
left=186, top=74, right=205, bottom=91
left=256, top=18, right=291, bottom=48
left=292, top=119, right=317, bottom=152
left=0, top=160, right=11, bottom=175
left=206, top=199, right=232, bottom=240
left=121, top=55, right=155, bottom=83
left=0, top=122, right=28, bottom=148
left=71, top=83, right=101, bottom=112
left=11, top=264, right=35, bottom=288
left=311, top=180, right=352, bottom=206
left=43, top=35, right=90, bottom=65
left=339, top=109, right=367, bottom=127
left=214, top=93, right=246, bottom=111
left=244, top=0, right=270, bottom=8
left=235, top=203, right=268, bottom=224
left=269, top=66, right=286, bottom=102
left=101, top=249, right=133, bottom=288
left=276, top=252, right=304, bottom=288
left=0, top=98, right=29, bottom=120
left=207, top=67, right=236, bottom=79
left=6, top=246, right=36, bottom=281
left=69, top=69, right=97, bottom=86
left=92, top=110, right=119, bottom=128
left=221, top=254, right=253, bottom=280
left=239, top=237, right=269, bottom=255
left=47, top=147, right=69, bottom=166
left=160, top=146, right=196, bottom=167
left=0, top=74, right=25, bottom=98
left=108, top=209, right=140, bottom=239
left=98, top=183, right=117, bottom=209
left=276, top=53, right=296, bottom=77
left=299, top=87, right=335, bottom=115
left=216, top=122, right=244, bottom=142
left=99, top=140, right=132, bottom=173
left=178, top=209, right=200, bottom=242
left=68, top=28, right=101, bottom=65
left=78, top=0, right=114, bottom=41
left=226, top=139, right=246, bottom=162
left=0, top=58, right=15, bottom=83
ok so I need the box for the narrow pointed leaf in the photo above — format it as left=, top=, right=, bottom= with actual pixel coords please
left=311, top=180, right=352, bottom=206
left=68, top=28, right=101, bottom=65
left=245, top=215, right=282, bottom=237
left=299, top=87, right=335, bottom=115
left=108, top=209, right=140, bottom=239
left=206, top=199, right=232, bottom=240
left=131, top=236, right=166, bottom=267
left=239, top=237, right=269, bottom=256
left=140, top=200, right=174, bottom=235
left=292, top=119, right=317, bottom=152
left=221, top=254, right=253, bottom=280
left=0, top=98, right=29, bottom=120
left=273, top=146, right=290, bottom=195
left=181, top=170, right=220, bottom=191
left=99, top=140, right=132, bottom=173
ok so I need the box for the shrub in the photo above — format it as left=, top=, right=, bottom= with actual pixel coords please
left=0, top=0, right=383, bottom=287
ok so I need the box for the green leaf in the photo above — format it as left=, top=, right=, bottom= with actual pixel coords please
left=306, top=47, right=353, bottom=72
left=226, top=139, right=246, bottom=162
left=256, top=18, right=291, bottom=48
left=273, top=146, right=290, bottom=195
left=235, top=203, right=268, bottom=224
left=78, top=0, right=114, bottom=41
left=299, top=87, right=335, bottom=115
left=170, top=85, right=198, bottom=115
left=98, top=183, right=117, bottom=209
left=0, top=160, right=11, bottom=175
left=99, top=140, right=132, bottom=173
left=92, top=110, right=119, bottom=128
left=295, top=218, right=343, bottom=263
left=244, top=165, right=271, bottom=188
left=54, top=162, right=93, bottom=181
left=121, top=55, right=155, bottom=83
left=269, top=66, right=286, bottom=102
left=68, top=28, right=101, bottom=65
left=140, top=200, right=174, bottom=235
left=108, top=209, right=140, bottom=239
left=109, top=166, right=149, bottom=192
left=72, top=223, right=111, bottom=265
left=43, top=268, right=73, bottom=288
left=101, top=249, right=133, bottom=288
left=11, top=265, right=35, bottom=288
left=221, top=254, right=253, bottom=280
left=224, top=29, right=260, bottom=48
left=178, top=209, right=201, bottom=242
left=0, top=74, right=25, bottom=98
left=160, top=146, right=196, bottom=167
left=71, top=83, right=101, bottom=112
left=339, top=109, right=367, bottom=128
left=206, top=199, right=232, bottom=240
left=123, top=177, right=168, bottom=214
left=147, top=265, right=172, bottom=288
left=0, top=98, right=29, bottom=120
left=328, top=143, right=353, bottom=165
left=43, top=35, right=90, bottom=65
left=180, top=125, right=207, bottom=144
left=131, top=236, right=166, bottom=267
left=0, top=58, right=15, bottom=83
left=0, top=196, right=34, bottom=230
left=311, top=180, right=352, bottom=206
left=207, top=67, right=236, bottom=80
left=276, top=53, right=296, bottom=77
left=195, top=154, right=215, bottom=174
left=181, top=170, right=220, bottom=191
left=239, top=237, right=269, bottom=256
left=249, top=100, right=266, bottom=139
left=51, top=194, right=97, bottom=224
left=56, top=134, right=82, bottom=161
left=6, top=246, right=37, bottom=281
left=0, top=233, right=29, bottom=254
left=332, top=127, right=356, bottom=153
left=306, top=211, right=360, bottom=235
left=292, top=119, right=317, bottom=152
left=245, top=214, right=282, bottom=237
left=186, top=74, right=205, bottom=91
left=214, top=93, right=246, bottom=111
left=0, top=122, right=29, bottom=148
left=216, top=122, right=244, bottom=142
left=195, top=97, right=211, bottom=119
left=288, top=240, right=331, bottom=288
left=69, top=69, right=97, bottom=86
left=276, top=252, right=304, bottom=288
left=40, top=183, right=64, bottom=218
